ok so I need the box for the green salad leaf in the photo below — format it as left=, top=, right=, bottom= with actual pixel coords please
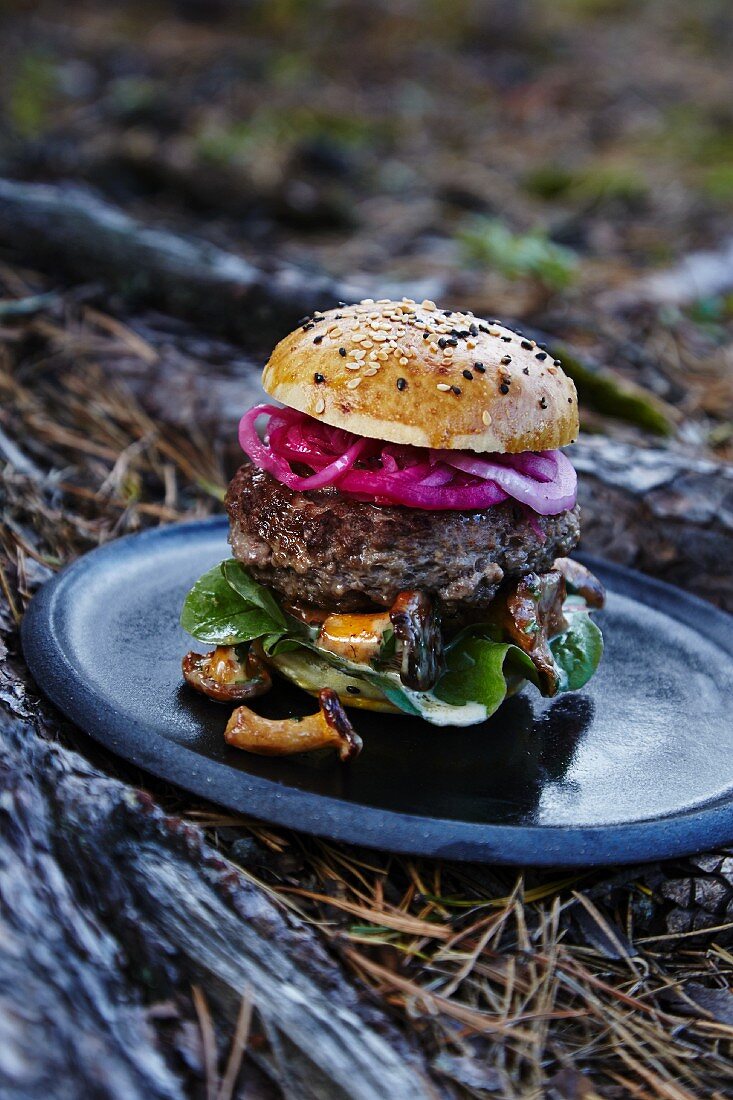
left=550, top=609, right=604, bottom=691
left=180, top=561, right=604, bottom=725
left=180, top=560, right=295, bottom=645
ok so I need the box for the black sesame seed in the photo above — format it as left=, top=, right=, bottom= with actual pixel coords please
left=535, top=351, right=547, bottom=361
left=450, top=329, right=461, bottom=337
left=568, top=397, right=573, bottom=404
left=500, top=355, right=512, bottom=365
left=447, top=337, right=459, bottom=347
left=499, top=383, right=510, bottom=394
left=346, top=685, right=361, bottom=695
left=397, top=377, right=408, bottom=391
left=462, top=369, right=474, bottom=380
left=474, top=362, right=486, bottom=373
left=554, top=359, right=562, bottom=366
left=522, top=367, right=530, bottom=375
left=501, top=335, right=512, bottom=342
left=479, top=324, right=489, bottom=334
left=540, top=397, right=548, bottom=409
left=538, top=342, right=547, bottom=350
left=302, top=322, right=315, bottom=331
left=442, top=309, right=453, bottom=316
left=437, top=337, right=447, bottom=349
left=469, top=323, right=479, bottom=336
left=521, top=340, right=533, bottom=350
left=339, top=347, right=346, bottom=356
left=423, top=331, right=430, bottom=339
left=452, top=385, right=462, bottom=395
left=314, top=372, right=325, bottom=383
left=313, top=334, right=324, bottom=344
left=297, top=315, right=311, bottom=326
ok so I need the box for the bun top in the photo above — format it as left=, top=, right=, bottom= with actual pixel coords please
left=262, top=298, right=578, bottom=453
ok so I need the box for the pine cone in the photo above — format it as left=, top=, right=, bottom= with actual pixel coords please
left=657, top=852, right=733, bottom=937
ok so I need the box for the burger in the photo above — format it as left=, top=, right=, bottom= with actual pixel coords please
left=181, top=298, right=604, bottom=760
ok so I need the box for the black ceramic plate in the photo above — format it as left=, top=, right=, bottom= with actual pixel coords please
left=21, top=517, right=733, bottom=866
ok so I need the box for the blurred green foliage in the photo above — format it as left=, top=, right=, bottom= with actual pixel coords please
left=457, top=218, right=578, bottom=290
left=688, top=294, right=733, bottom=324
left=524, top=163, right=648, bottom=206
left=196, top=106, right=382, bottom=167
left=9, top=53, right=56, bottom=138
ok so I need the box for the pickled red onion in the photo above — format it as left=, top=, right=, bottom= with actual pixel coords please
left=238, top=404, right=576, bottom=514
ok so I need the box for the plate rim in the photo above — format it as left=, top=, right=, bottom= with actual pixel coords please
left=20, top=516, right=733, bottom=867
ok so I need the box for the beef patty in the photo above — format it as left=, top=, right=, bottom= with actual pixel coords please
left=226, top=464, right=581, bottom=627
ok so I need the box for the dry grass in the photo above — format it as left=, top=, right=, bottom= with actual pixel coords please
left=1, top=271, right=732, bottom=1098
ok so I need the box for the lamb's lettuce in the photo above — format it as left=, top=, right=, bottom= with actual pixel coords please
left=181, top=560, right=603, bottom=726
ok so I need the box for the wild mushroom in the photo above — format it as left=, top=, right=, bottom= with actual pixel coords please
left=389, top=590, right=443, bottom=691
left=553, top=557, right=606, bottom=608
left=182, top=645, right=272, bottom=703
left=501, top=571, right=568, bottom=695
left=224, top=688, right=362, bottom=761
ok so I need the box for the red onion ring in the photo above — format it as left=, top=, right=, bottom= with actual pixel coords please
left=238, top=404, right=577, bottom=514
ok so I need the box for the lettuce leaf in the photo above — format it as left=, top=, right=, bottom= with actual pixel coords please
left=180, top=560, right=296, bottom=645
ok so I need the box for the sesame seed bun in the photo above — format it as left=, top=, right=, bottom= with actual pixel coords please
left=262, top=299, right=578, bottom=453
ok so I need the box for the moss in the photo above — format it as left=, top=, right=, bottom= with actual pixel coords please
left=555, top=347, right=674, bottom=435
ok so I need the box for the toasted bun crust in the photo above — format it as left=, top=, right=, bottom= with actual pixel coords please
left=262, top=299, right=578, bottom=452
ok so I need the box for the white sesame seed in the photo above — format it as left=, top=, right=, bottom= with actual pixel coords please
left=347, top=377, right=362, bottom=389
left=482, top=410, right=492, bottom=425
left=421, top=299, right=436, bottom=311
left=377, top=349, right=388, bottom=360
left=437, top=383, right=452, bottom=392
left=315, top=397, right=325, bottom=414
left=350, top=349, right=366, bottom=360
left=362, top=339, right=373, bottom=349
left=429, top=342, right=439, bottom=354
left=346, top=362, right=361, bottom=370
left=372, top=333, right=387, bottom=342
left=364, top=366, right=379, bottom=376
left=399, top=356, right=408, bottom=366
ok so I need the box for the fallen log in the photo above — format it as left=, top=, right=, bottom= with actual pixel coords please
left=571, top=435, right=733, bottom=611
left=0, top=178, right=370, bottom=342
left=0, top=650, right=447, bottom=1100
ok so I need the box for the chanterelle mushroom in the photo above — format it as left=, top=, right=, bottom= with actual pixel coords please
left=500, top=571, right=568, bottom=695
left=225, top=688, right=363, bottom=761
left=182, top=645, right=272, bottom=703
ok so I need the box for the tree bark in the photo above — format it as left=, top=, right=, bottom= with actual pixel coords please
left=0, top=647, right=446, bottom=1100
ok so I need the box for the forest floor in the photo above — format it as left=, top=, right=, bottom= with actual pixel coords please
left=1, top=2, right=733, bottom=1098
